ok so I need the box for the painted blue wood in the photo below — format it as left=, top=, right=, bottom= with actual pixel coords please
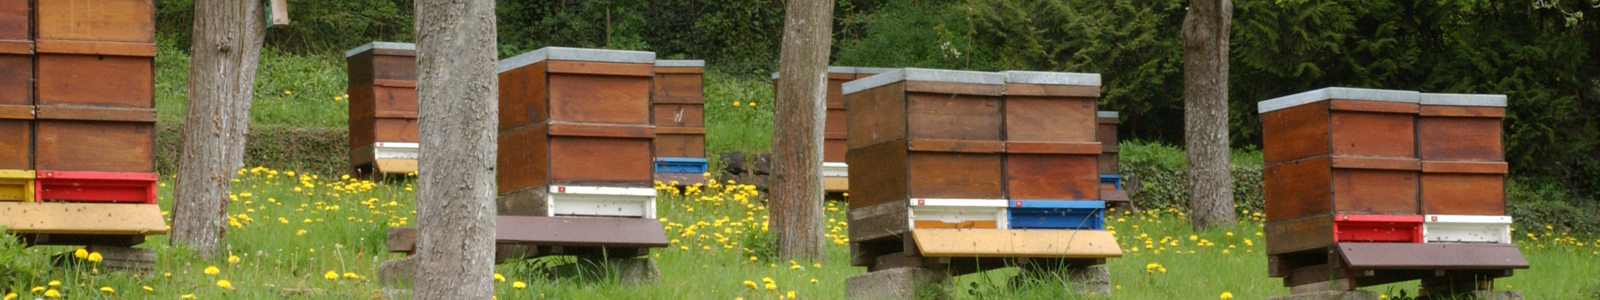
left=654, top=157, right=709, bottom=173
left=1008, top=200, right=1105, bottom=230
left=1099, top=174, right=1123, bottom=189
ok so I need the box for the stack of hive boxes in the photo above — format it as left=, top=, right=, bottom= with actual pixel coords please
left=650, top=59, right=707, bottom=183
left=0, top=0, right=165, bottom=245
left=1095, top=111, right=1131, bottom=207
left=842, top=68, right=1120, bottom=273
left=1258, top=88, right=1524, bottom=290
left=494, top=47, right=668, bottom=259
left=345, top=42, right=420, bottom=176
left=772, top=66, right=892, bottom=192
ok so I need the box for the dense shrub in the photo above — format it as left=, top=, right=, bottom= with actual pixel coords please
left=1119, top=141, right=1265, bottom=213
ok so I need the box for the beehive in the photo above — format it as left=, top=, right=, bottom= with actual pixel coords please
left=32, top=0, right=156, bottom=174
left=0, top=0, right=30, bottom=171
left=495, top=47, right=657, bottom=216
left=1417, top=93, right=1507, bottom=216
left=345, top=42, right=419, bottom=175
left=844, top=68, right=1006, bottom=210
left=1259, top=88, right=1421, bottom=224
left=651, top=60, right=705, bottom=159
left=1001, top=71, right=1101, bottom=200
left=1096, top=111, right=1120, bottom=176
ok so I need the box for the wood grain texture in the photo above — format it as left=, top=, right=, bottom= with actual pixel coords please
left=845, top=199, right=910, bottom=243
left=1262, top=101, right=1330, bottom=164
left=0, top=0, right=26, bottom=40
left=548, top=74, right=650, bottom=125
left=1328, top=156, right=1421, bottom=171
left=1329, top=109, right=1416, bottom=158
left=655, top=127, right=705, bottom=134
left=906, top=92, right=1002, bottom=141
left=496, top=60, right=546, bottom=130
left=1421, top=161, right=1508, bottom=174
left=1418, top=115, right=1503, bottom=161
left=0, top=55, right=29, bottom=106
left=1328, top=99, right=1419, bottom=114
left=35, top=105, right=156, bottom=122
left=1265, top=214, right=1334, bottom=255
left=36, top=121, right=153, bottom=172
left=1006, top=153, right=1099, bottom=200
left=824, top=108, right=846, bottom=135
left=823, top=138, right=846, bottom=163
left=546, top=122, right=654, bottom=138
left=1264, top=156, right=1332, bottom=222
left=496, top=124, right=549, bottom=194
left=906, top=152, right=1003, bottom=200
left=651, top=103, right=704, bottom=128
left=495, top=186, right=548, bottom=216
left=546, top=60, right=652, bottom=76
left=1004, top=141, right=1101, bottom=154
left=846, top=81, right=906, bottom=149
left=1003, top=83, right=1100, bottom=97
left=374, top=159, right=417, bottom=174
left=0, top=120, right=29, bottom=169
left=911, top=229, right=1122, bottom=258
left=846, top=139, right=908, bottom=209
left=904, top=81, right=1004, bottom=96
left=0, top=202, right=167, bottom=235
left=36, top=0, right=154, bottom=43
left=1421, top=172, right=1505, bottom=215
left=1419, top=105, right=1504, bottom=117
left=1096, top=121, right=1118, bottom=152
left=1331, top=168, right=1418, bottom=215
left=36, top=54, right=153, bottom=107
left=548, top=136, right=653, bottom=185
left=655, top=133, right=705, bottom=158
left=651, top=69, right=704, bottom=104
left=1004, top=96, right=1096, bottom=143
left=906, top=139, right=1003, bottom=153
left=35, top=40, right=155, bottom=57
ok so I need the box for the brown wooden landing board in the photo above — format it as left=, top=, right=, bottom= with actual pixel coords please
left=1336, top=243, right=1527, bottom=270
left=496, top=216, right=669, bottom=248
left=0, top=202, right=167, bottom=235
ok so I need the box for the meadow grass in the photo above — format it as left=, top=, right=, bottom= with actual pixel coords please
left=156, top=38, right=352, bottom=128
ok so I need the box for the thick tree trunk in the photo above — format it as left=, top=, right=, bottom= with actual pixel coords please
left=1182, top=0, right=1236, bottom=229
left=170, top=0, right=266, bottom=258
left=411, top=0, right=498, bottom=298
left=770, top=0, right=833, bottom=261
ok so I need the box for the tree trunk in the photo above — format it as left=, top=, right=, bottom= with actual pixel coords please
left=1182, top=0, right=1236, bottom=229
left=170, top=0, right=266, bottom=258
left=412, top=0, right=498, bottom=298
left=770, top=0, right=833, bottom=261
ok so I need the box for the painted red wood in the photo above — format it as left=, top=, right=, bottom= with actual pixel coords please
left=1332, top=214, right=1423, bottom=243
left=34, top=170, right=158, bottom=204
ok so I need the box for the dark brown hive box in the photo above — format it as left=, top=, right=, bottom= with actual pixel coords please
left=1417, top=93, right=1507, bottom=215
left=496, top=47, right=657, bottom=196
left=0, top=0, right=30, bottom=170
left=652, top=60, right=705, bottom=158
left=1096, top=111, right=1120, bottom=175
left=1259, top=88, right=1422, bottom=223
left=843, top=68, right=1007, bottom=210
left=32, top=0, right=156, bottom=172
left=345, top=42, right=419, bottom=171
left=1001, top=71, right=1101, bottom=200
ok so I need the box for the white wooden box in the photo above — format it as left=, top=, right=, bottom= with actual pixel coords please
left=908, top=198, right=1009, bottom=229
left=546, top=185, right=657, bottom=219
left=1423, top=215, right=1512, bottom=244
left=822, top=162, right=849, bottom=178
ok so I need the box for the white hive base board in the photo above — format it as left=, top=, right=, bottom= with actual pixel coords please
left=1423, top=215, right=1512, bottom=244
left=908, top=199, right=1009, bottom=229
left=546, top=185, right=658, bottom=219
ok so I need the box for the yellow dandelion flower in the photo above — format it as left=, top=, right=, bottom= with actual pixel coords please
left=142, top=286, right=153, bottom=292
left=43, top=289, right=59, bottom=298
left=87, top=252, right=103, bottom=263
left=513, top=281, right=526, bottom=289
left=228, top=255, right=241, bottom=263
left=217, top=279, right=233, bottom=289
left=743, top=280, right=758, bottom=289
left=787, top=290, right=796, bottom=298
left=283, top=90, right=291, bottom=95
left=47, top=280, right=60, bottom=287
left=74, top=248, right=88, bottom=259
left=325, top=270, right=339, bottom=280
left=30, top=286, right=43, bottom=293
left=344, top=272, right=361, bottom=279
left=1220, top=291, right=1233, bottom=299
left=100, top=286, right=114, bottom=293
left=494, top=273, right=506, bottom=282
left=204, top=266, right=220, bottom=275
left=733, top=101, right=741, bottom=107
left=3, top=293, right=14, bottom=300
left=182, top=294, right=196, bottom=299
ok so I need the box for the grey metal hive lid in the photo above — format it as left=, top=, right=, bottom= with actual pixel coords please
left=1257, top=87, right=1420, bottom=113
left=655, top=60, right=705, bottom=67
left=1419, top=93, right=1506, bottom=107
left=344, top=42, right=416, bottom=58
left=1097, top=111, right=1119, bottom=118
left=770, top=66, right=860, bottom=79
left=496, top=47, right=656, bottom=73
left=1003, top=70, right=1101, bottom=86
left=853, top=67, right=897, bottom=75
left=841, top=68, right=1006, bottom=95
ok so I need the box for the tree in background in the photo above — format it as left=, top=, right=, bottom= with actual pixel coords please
left=769, top=0, right=833, bottom=261
left=411, top=0, right=498, bottom=298
left=170, top=0, right=267, bottom=258
left=1181, top=0, right=1235, bottom=228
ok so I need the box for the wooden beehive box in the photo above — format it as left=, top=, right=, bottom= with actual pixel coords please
left=345, top=42, right=419, bottom=174
left=0, top=0, right=30, bottom=171
left=651, top=59, right=705, bottom=158
left=495, top=47, right=657, bottom=211
left=1417, top=93, right=1507, bottom=216
left=1096, top=111, right=1120, bottom=175
left=1001, top=71, right=1101, bottom=200
left=1259, top=87, right=1422, bottom=255
left=774, top=66, right=857, bottom=162
left=32, top=0, right=155, bottom=173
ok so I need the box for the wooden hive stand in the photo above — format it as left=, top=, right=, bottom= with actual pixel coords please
left=650, top=59, right=708, bottom=185
left=841, top=68, right=1122, bottom=299
left=345, top=42, right=420, bottom=177
left=0, top=0, right=165, bottom=273
left=1258, top=88, right=1526, bottom=299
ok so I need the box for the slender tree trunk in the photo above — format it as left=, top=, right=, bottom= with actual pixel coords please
left=412, top=0, right=497, bottom=298
left=770, top=0, right=833, bottom=261
left=1182, top=0, right=1236, bottom=229
left=170, top=0, right=266, bottom=258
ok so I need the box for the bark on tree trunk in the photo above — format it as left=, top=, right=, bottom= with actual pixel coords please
left=170, top=0, right=266, bottom=258
left=770, top=0, right=833, bottom=261
left=412, top=0, right=498, bottom=298
left=1182, top=0, right=1237, bottom=229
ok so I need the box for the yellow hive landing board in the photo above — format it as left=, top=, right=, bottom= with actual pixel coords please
left=375, top=159, right=419, bottom=175
left=0, top=170, right=34, bottom=202
left=0, top=202, right=168, bottom=235
left=823, top=177, right=849, bottom=192
left=912, top=229, right=1123, bottom=258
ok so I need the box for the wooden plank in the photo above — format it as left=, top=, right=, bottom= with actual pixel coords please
left=548, top=136, right=653, bottom=185
left=0, top=104, right=28, bottom=119
left=912, top=229, right=1122, bottom=258
left=387, top=227, right=417, bottom=253
left=1418, top=116, right=1502, bottom=161
left=651, top=70, right=704, bottom=104
left=1329, top=109, right=1416, bottom=158
left=1097, top=152, right=1119, bottom=175
left=0, top=55, right=30, bottom=105
left=547, top=122, right=655, bottom=138
left=36, top=121, right=154, bottom=172
left=372, top=118, right=419, bottom=143
left=36, top=0, right=155, bottom=43
left=548, top=73, right=651, bottom=124
left=546, top=60, right=653, bottom=77
left=652, top=66, right=703, bottom=74
left=823, top=176, right=849, bottom=193
left=34, top=40, right=155, bottom=57
left=1004, top=142, right=1100, bottom=155
left=906, top=139, right=1003, bottom=153
left=1328, top=99, right=1419, bottom=114
left=374, top=111, right=419, bottom=119
left=847, top=140, right=908, bottom=209
left=496, top=124, right=549, bottom=194
left=1331, top=168, right=1418, bottom=215
left=823, top=138, right=847, bottom=163
left=496, top=186, right=549, bottom=216
left=1003, top=83, right=1099, bottom=97
left=0, top=41, right=28, bottom=54
left=906, top=92, right=1002, bottom=142
left=1337, top=243, right=1527, bottom=269
left=904, top=81, right=1005, bottom=96
left=1264, top=156, right=1332, bottom=222
left=654, top=133, right=705, bottom=158
left=0, top=121, right=27, bottom=170
left=1004, top=96, right=1096, bottom=142
left=0, top=202, right=167, bottom=235
left=824, top=108, right=846, bottom=135
left=1265, top=214, right=1335, bottom=255
left=496, top=60, right=548, bottom=130
left=36, top=54, right=153, bottom=108
left=652, top=103, right=705, bottom=128
left=374, top=159, right=417, bottom=175
left=36, top=105, right=156, bottom=122
left=846, top=81, right=906, bottom=149
left=0, top=0, right=26, bottom=40
left=1261, top=101, right=1330, bottom=165
left=847, top=196, right=911, bottom=243
left=1006, top=153, right=1099, bottom=200
left=1421, top=161, right=1507, bottom=174
left=907, top=152, right=1003, bottom=200
left=374, top=79, right=416, bottom=88
left=495, top=216, right=669, bottom=248
left=1420, top=172, right=1505, bottom=215
left=1419, top=105, right=1504, bottom=117
left=1329, top=156, right=1421, bottom=171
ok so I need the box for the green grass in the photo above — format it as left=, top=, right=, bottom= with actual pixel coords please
left=157, top=38, right=351, bottom=128
left=2, top=171, right=1595, bottom=299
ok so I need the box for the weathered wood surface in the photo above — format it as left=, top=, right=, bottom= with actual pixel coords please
left=0, top=0, right=27, bottom=41
left=36, top=0, right=154, bottom=43
left=1006, top=153, right=1099, bottom=200
left=1337, top=243, right=1526, bottom=269
left=35, top=121, right=154, bottom=172
left=495, top=215, right=669, bottom=248
left=0, top=119, right=29, bottom=170
left=497, top=48, right=658, bottom=193
left=911, top=229, right=1122, bottom=258
left=0, top=202, right=167, bottom=235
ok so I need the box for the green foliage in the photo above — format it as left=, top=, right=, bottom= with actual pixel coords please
left=704, top=72, right=777, bottom=156
left=0, top=234, right=42, bottom=290
left=156, top=124, right=349, bottom=177
left=1118, top=141, right=1266, bottom=213
left=157, top=0, right=415, bottom=54
left=156, top=36, right=351, bottom=128
left=1508, top=177, right=1600, bottom=234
